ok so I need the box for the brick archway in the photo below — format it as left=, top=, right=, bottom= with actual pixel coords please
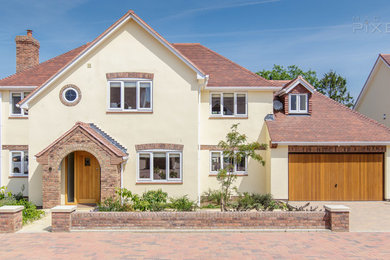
left=36, top=122, right=127, bottom=208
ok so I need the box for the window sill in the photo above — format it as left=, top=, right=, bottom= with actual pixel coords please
left=9, top=116, right=28, bottom=119
left=9, top=175, right=28, bottom=178
left=209, top=173, right=248, bottom=176
left=209, top=116, right=248, bottom=119
left=106, top=110, right=153, bottom=114
left=136, top=181, right=183, bottom=185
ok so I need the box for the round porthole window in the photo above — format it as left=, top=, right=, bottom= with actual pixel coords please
left=59, top=84, right=81, bottom=106
left=64, top=88, right=78, bottom=102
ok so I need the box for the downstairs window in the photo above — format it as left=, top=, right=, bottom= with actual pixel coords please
left=210, top=151, right=247, bottom=174
left=10, top=151, right=28, bottom=176
left=138, top=151, right=182, bottom=182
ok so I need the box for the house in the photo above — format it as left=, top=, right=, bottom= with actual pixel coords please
left=0, top=11, right=389, bottom=208
left=355, top=54, right=390, bottom=127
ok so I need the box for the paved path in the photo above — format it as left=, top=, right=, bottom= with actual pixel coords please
left=1, top=231, right=389, bottom=259
left=288, top=201, right=390, bottom=232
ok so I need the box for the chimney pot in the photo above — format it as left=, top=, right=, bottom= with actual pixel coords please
left=27, top=29, right=32, bottom=37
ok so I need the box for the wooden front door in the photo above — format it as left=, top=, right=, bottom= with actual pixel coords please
left=65, top=151, right=100, bottom=204
left=288, top=153, right=383, bottom=201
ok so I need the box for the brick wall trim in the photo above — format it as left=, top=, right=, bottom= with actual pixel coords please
left=2, top=145, right=28, bottom=151
left=135, top=143, right=183, bottom=151
left=289, top=145, right=386, bottom=153
left=106, top=72, right=154, bottom=80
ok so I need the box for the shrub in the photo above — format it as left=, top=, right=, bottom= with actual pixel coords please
left=201, top=189, right=223, bottom=206
left=169, top=195, right=196, bottom=211
left=140, top=189, right=168, bottom=211
left=97, top=197, right=132, bottom=212
left=233, top=193, right=287, bottom=211
left=15, top=199, right=45, bottom=224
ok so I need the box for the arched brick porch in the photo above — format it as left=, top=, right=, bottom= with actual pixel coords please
left=36, top=122, right=127, bottom=208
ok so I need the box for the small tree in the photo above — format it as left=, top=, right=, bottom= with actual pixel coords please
left=317, top=70, right=354, bottom=108
left=216, top=124, right=266, bottom=211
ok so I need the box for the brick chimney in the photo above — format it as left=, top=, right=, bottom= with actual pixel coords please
left=15, top=29, right=40, bottom=73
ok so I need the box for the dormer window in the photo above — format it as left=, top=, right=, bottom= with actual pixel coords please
left=289, top=94, right=308, bottom=114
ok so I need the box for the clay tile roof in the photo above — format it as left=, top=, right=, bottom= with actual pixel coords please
left=0, top=44, right=90, bottom=87
left=269, top=80, right=291, bottom=87
left=266, top=92, right=390, bottom=143
left=172, top=43, right=275, bottom=87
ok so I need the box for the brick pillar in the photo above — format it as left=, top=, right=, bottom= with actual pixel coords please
left=0, top=206, right=24, bottom=233
left=51, top=206, right=76, bottom=232
left=324, top=205, right=350, bottom=232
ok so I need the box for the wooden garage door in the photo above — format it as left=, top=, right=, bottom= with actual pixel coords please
left=289, top=153, right=383, bottom=201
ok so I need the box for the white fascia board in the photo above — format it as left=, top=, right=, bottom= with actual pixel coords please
left=272, top=141, right=390, bottom=145
left=205, top=86, right=281, bottom=91
left=0, top=86, right=37, bottom=90
left=354, top=56, right=390, bottom=109
left=278, top=80, right=315, bottom=96
left=20, top=13, right=206, bottom=109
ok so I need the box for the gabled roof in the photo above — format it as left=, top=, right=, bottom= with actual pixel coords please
left=354, top=54, right=390, bottom=109
left=17, top=10, right=207, bottom=109
left=36, top=121, right=128, bottom=158
left=266, top=92, right=390, bottom=144
left=172, top=43, right=276, bottom=87
left=276, top=75, right=315, bottom=96
left=0, top=44, right=89, bottom=87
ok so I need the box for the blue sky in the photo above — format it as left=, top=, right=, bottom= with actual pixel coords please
left=1, top=0, right=390, bottom=98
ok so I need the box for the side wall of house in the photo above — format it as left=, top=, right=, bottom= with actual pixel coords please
left=0, top=91, right=29, bottom=196
left=27, top=19, right=200, bottom=206
left=199, top=90, right=274, bottom=196
left=356, top=61, right=390, bottom=127
left=269, top=145, right=289, bottom=200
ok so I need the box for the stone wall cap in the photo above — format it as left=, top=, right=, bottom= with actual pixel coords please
left=324, top=205, right=350, bottom=212
left=0, top=205, right=24, bottom=213
left=51, top=205, right=77, bottom=213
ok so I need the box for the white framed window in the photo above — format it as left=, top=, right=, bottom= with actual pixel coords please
left=289, top=94, right=308, bottom=114
left=10, top=151, right=28, bottom=176
left=10, top=92, right=30, bottom=116
left=210, top=151, right=247, bottom=175
left=137, top=151, right=182, bottom=182
left=108, top=80, right=152, bottom=111
left=210, top=93, right=247, bottom=117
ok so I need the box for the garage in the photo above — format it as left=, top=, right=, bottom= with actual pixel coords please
left=289, top=153, right=383, bottom=201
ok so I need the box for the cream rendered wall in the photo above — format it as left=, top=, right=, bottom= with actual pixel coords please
left=199, top=90, right=274, bottom=195
left=27, top=19, right=200, bottom=205
left=356, top=61, right=390, bottom=126
left=0, top=90, right=29, bottom=196
left=269, top=145, right=288, bottom=200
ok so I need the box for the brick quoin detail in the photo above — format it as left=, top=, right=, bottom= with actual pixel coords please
left=135, top=143, right=183, bottom=151
left=36, top=126, right=124, bottom=209
left=106, top=72, right=154, bottom=80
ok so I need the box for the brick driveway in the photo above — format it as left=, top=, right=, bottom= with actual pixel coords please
left=1, top=231, right=389, bottom=259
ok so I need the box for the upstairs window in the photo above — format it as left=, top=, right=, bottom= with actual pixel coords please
left=211, top=93, right=247, bottom=117
left=108, top=80, right=152, bottom=111
left=10, top=92, right=30, bottom=116
left=289, top=94, right=308, bottom=114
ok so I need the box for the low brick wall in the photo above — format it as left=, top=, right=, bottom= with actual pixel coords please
left=52, top=205, right=350, bottom=232
left=0, top=206, right=24, bottom=233
left=71, top=211, right=330, bottom=230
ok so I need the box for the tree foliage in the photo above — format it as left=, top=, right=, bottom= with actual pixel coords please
left=317, top=70, right=354, bottom=108
left=257, top=65, right=355, bottom=107
left=217, top=124, right=266, bottom=211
